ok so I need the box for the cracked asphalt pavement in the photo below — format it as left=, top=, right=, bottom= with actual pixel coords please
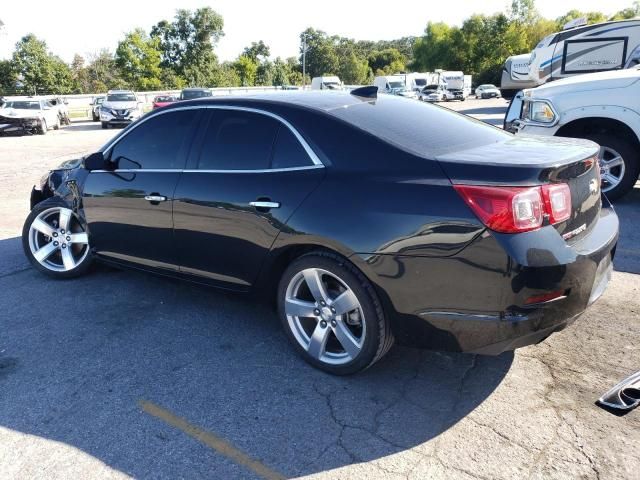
left=1, top=100, right=639, bottom=479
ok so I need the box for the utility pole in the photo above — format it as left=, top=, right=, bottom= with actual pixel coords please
left=302, top=34, right=307, bottom=90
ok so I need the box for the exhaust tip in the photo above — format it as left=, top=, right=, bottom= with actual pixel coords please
left=597, top=371, right=640, bottom=412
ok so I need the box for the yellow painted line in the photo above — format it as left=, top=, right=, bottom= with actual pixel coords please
left=139, top=400, right=285, bottom=480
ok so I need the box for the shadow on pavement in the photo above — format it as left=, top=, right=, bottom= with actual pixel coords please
left=63, top=122, right=104, bottom=132
left=0, top=236, right=512, bottom=478
left=612, top=185, right=640, bottom=274
left=455, top=106, right=508, bottom=116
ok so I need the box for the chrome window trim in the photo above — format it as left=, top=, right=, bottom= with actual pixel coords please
left=98, top=104, right=324, bottom=169
left=90, top=165, right=324, bottom=174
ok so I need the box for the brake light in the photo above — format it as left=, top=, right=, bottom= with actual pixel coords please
left=542, top=184, right=571, bottom=224
left=454, top=183, right=571, bottom=234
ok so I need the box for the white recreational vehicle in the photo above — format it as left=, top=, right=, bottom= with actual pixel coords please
left=500, top=53, right=539, bottom=99
left=527, top=18, right=640, bottom=86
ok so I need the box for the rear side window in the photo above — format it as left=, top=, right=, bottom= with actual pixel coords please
left=271, top=126, right=313, bottom=169
left=197, top=110, right=279, bottom=170
left=108, top=110, right=197, bottom=169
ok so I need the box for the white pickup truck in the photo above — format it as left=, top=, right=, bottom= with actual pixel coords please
left=506, top=67, right=640, bottom=200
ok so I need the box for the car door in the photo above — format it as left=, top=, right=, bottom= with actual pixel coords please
left=173, top=107, right=325, bottom=290
left=42, top=100, right=58, bottom=126
left=82, top=109, right=201, bottom=271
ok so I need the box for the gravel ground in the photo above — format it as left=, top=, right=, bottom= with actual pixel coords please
left=0, top=100, right=638, bottom=479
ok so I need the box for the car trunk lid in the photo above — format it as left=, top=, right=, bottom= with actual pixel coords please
left=436, top=135, right=601, bottom=244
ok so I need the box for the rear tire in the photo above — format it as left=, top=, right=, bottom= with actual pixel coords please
left=563, top=132, right=639, bottom=201
left=38, top=119, right=47, bottom=135
left=101, top=122, right=108, bottom=129
left=278, top=251, right=393, bottom=375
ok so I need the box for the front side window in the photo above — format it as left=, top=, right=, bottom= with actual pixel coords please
left=108, top=110, right=197, bottom=169
left=197, top=110, right=280, bottom=170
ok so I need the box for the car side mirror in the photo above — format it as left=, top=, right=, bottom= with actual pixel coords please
left=84, top=152, right=106, bottom=171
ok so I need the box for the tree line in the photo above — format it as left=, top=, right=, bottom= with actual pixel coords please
left=0, top=1, right=638, bottom=96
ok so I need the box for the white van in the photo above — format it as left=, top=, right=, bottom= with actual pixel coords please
left=310, top=76, right=343, bottom=90
left=373, top=75, right=417, bottom=98
left=527, top=18, right=640, bottom=85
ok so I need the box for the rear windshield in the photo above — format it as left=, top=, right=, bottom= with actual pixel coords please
left=327, top=95, right=508, bottom=157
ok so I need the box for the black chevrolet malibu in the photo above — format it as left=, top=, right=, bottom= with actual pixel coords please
left=23, top=89, right=618, bottom=375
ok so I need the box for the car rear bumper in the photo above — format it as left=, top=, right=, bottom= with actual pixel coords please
left=360, top=202, right=618, bottom=354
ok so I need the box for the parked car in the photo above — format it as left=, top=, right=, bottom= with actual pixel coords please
left=153, top=95, right=177, bottom=109
left=475, top=84, right=501, bottom=99
left=91, top=96, right=105, bottom=122
left=0, top=97, right=61, bottom=135
left=99, top=90, right=143, bottom=129
left=44, top=97, right=71, bottom=126
left=418, top=84, right=450, bottom=102
left=179, top=88, right=212, bottom=100
left=506, top=67, right=640, bottom=201
left=23, top=89, right=618, bottom=375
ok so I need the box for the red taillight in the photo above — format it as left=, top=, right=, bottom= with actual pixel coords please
left=454, top=183, right=571, bottom=234
left=542, top=184, right=571, bottom=224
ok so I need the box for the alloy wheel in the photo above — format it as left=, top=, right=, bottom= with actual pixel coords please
left=598, top=145, right=625, bottom=193
left=285, top=268, right=366, bottom=365
left=28, top=207, right=89, bottom=272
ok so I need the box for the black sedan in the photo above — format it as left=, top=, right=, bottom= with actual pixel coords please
left=22, top=88, right=618, bottom=375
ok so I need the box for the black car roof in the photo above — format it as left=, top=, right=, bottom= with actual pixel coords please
left=168, top=91, right=375, bottom=113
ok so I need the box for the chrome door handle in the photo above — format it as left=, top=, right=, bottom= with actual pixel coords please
left=144, top=195, right=167, bottom=202
left=250, top=201, right=280, bottom=209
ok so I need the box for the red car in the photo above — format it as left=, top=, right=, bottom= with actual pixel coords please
left=152, top=95, right=177, bottom=109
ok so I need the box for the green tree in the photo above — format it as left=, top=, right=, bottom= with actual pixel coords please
left=233, top=55, right=258, bottom=86
left=243, top=40, right=271, bottom=62
left=556, top=10, right=607, bottom=28
left=0, top=60, right=16, bottom=95
left=115, top=29, right=163, bottom=90
left=368, top=48, right=406, bottom=75
left=11, top=34, right=73, bottom=94
left=86, top=50, right=125, bottom=92
left=299, top=28, right=339, bottom=78
left=411, top=22, right=458, bottom=71
left=339, top=52, right=371, bottom=84
left=151, top=7, right=224, bottom=80
left=610, top=1, right=640, bottom=20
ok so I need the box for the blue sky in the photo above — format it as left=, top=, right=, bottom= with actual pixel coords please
left=0, top=0, right=635, bottom=62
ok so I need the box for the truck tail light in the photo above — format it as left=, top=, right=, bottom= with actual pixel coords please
left=454, top=183, right=571, bottom=234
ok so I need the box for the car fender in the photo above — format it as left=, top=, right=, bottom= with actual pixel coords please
left=557, top=105, right=640, bottom=142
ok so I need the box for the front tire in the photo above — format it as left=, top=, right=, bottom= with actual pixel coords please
left=101, top=122, right=108, bottom=129
left=39, top=119, right=47, bottom=135
left=22, top=198, right=92, bottom=279
left=278, top=252, right=393, bottom=375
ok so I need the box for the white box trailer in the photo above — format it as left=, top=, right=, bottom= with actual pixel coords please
left=527, top=18, right=640, bottom=86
